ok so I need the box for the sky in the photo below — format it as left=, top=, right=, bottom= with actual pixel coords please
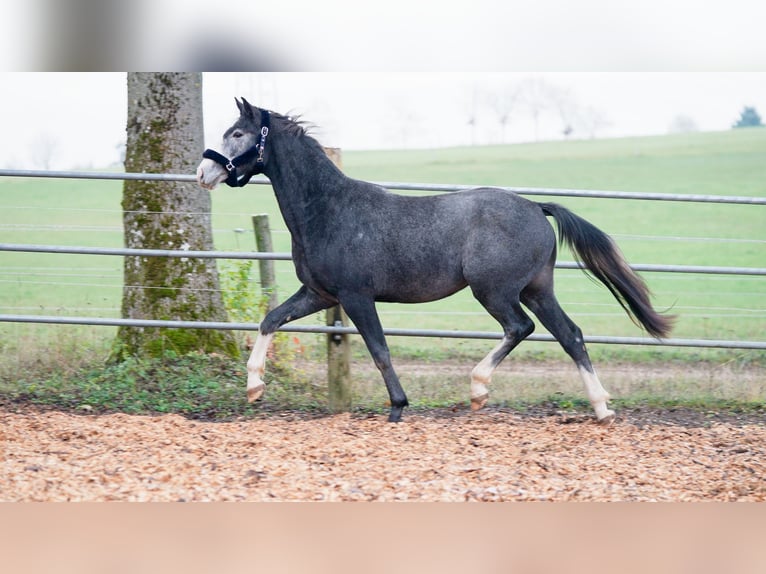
left=1, top=1, right=765, bottom=172
left=5, top=1, right=766, bottom=71
left=1, top=72, right=765, bottom=170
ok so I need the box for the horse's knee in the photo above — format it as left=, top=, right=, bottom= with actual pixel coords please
left=258, top=313, right=280, bottom=334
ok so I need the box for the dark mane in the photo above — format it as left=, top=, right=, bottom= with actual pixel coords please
left=271, top=111, right=318, bottom=140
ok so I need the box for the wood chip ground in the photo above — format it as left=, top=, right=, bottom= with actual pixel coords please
left=3, top=406, right=764, bottom=501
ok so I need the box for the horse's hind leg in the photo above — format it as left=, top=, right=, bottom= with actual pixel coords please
left=470, top=294, right=535, bottom=411
left=338, top=292, right=408, bottom=422
left=522, top=284, right=615, bottom=424
left=247, top=286, right=333, bottom=402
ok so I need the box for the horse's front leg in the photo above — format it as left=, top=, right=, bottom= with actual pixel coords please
left=338, top=292, right=409, bottom=422
left=247, top=286, right=334, bottom=402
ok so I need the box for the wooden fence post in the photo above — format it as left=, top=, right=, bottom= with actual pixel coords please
left=326, top=305, right=352, bottom=411
left=323, top=147, right=352, bottom=412
left=251, top=214, right=279, bottom=312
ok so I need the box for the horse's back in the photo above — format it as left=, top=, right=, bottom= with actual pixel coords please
left=325, top=185, right=555, bottom=303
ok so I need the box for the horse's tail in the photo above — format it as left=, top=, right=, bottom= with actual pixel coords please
left=539, top=202, right=674, bottom=339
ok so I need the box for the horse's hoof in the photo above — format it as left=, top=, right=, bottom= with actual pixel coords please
left=388, top=406, right=404, bottom=423
left=596, top=410, right=616, bottom=425
left=247, top=383, right=265, bottom=403
left=470, top=394, right=489, bottom=411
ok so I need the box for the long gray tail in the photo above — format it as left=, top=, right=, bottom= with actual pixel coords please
left=540, top=202, right=674, bottom=338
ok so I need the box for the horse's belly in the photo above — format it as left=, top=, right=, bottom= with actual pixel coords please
left=375, top=278, right=468, bottom=304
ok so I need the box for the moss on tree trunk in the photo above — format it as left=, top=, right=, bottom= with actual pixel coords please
left=114, top=73, right=239, bottom=360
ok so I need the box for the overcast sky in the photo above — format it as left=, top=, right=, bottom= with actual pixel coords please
left=1, top=72, right=765, bottom=170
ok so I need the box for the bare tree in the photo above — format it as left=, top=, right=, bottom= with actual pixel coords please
left=32, top=132, right=59, bottom=170
left=114, top=73, right=238, bottom=360
left=669, top=115, right=699, bottom=134
left=483, top=83, right=520, bottom=144
left=549, top=87, right=579, bottom=140
left=465, top=85, right=479, bottom=146
left=518, top=77, right=558, bottom=141
left=576, top=105, right=612, bottom=139
left=385, top=97, right=422, bottom=148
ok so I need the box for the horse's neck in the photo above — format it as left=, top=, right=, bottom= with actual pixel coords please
left=267, top=137, right=345, bottom=239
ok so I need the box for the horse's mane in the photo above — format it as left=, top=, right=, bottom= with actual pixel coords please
left=271, top=111, right=317, bottom=140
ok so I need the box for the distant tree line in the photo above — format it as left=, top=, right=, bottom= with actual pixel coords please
left=466, top=77, right=611, bottom=144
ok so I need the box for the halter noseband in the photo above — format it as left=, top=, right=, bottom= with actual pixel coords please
left=202, top=109, right=270, bottom=187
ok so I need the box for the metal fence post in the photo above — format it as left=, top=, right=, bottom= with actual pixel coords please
left=323, top=148, right=352, bottom=412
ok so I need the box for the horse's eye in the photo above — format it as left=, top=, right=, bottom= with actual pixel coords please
left=232, top=131, right=244, bottom=139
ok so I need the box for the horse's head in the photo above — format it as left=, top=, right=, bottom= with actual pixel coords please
left=197, top=97, right=270, bottom=190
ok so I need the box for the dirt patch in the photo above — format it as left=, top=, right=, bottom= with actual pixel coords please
left=2, top=403, right=764, bottom=502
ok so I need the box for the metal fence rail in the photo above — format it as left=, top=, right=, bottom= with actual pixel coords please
left=2, top=168, right=765, bottom=205
left=0, top=243, right=293, bottom=261
left=1, top=169, right=764, bottom=351
left=1, top=243, right=764, bottom=276
left=2, top=314, right=765, bottom=350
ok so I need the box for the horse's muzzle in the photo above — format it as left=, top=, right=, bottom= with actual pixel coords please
left=196, top=158, right=227, bottom=190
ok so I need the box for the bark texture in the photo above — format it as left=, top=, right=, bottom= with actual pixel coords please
left=115, top=73, right=238, bottom=359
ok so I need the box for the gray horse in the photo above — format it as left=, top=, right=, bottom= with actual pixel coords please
left=197, top=99, right=673, bottom=424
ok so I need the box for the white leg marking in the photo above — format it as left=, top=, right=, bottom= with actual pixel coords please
left=246, top=332, right=274, bottom=403
left=577, top=365, right=615, bottom=423
left=470, top=340, right=507, bottom=411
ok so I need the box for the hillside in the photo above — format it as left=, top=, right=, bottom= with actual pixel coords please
left=342, top=128, right=766, bottom=197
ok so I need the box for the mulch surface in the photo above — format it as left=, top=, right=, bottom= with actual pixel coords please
left=2, top=404, right=764, bottom=501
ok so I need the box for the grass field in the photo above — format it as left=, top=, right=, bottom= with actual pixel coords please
left=1, top=128, right=765, bottom=374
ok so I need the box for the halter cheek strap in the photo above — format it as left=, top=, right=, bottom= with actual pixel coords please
left=202, top=109, right=270, bottom=187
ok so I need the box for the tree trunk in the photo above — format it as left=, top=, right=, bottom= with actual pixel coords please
left=114, top=73, right=239, bottom=359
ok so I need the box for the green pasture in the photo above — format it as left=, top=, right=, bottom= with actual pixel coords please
left=1, top=128, right=764, bottom=369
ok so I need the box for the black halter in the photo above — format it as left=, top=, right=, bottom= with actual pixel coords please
left=202, top=110, right=270, bottom=187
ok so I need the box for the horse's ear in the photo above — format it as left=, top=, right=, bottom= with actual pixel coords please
left=236, top=97, right=255, bottom=120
